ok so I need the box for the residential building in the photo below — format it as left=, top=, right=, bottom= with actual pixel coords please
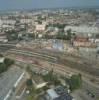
left=73, top=37, right=96, bottom=47
left=64, top=25, right=99, bottom=34
left=0, top=33, right=8, bottom=42
left=36, top=24, right=46, bottom=31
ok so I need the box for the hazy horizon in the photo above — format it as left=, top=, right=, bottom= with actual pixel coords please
left=0, top=0, right=99, bottom=11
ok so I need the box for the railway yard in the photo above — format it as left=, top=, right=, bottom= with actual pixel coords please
left=0, top=42, right=99, bottom=100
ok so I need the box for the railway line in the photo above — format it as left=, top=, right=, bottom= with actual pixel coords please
left=7, top=49, right=99, bottom=78
left=11, top=47, right=98, bottom=66
left=7, top=50, right=57, bottom=63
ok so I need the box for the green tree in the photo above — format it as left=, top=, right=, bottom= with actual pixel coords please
left=26, top=79, right=33, bottom=87
left=0, top=54, right=3, bottom=57
left=0, top=63, right=6, bottom=73
left=66, top=29, right=72, bottom=40
left=6, top=30, right=18, bottom=41
left=42, top=69, right=61, bottom=86
left=68, top=74, right=82, bottom=91
left=4, top=58, right=14, bottom=67
left=0, top=58, right=14, bottom=74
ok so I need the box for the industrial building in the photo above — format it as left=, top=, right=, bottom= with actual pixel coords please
left=46, top=86, right=73, bottom=100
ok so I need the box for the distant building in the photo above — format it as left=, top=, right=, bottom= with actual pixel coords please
left=1, top=19, right=16, bottom=25
left=0, top=33, right=8, bottom=42
left=36, top=24, right=46, bottom=31
left=64, top=25, right=99, bottom=35
left=20, top=18, right=32, bottom=24
left=52, top=40, right=64, bottom=51
left=2, top=24, right=15, bottom=30
left=0, top=19, right=16, bottom=31
left=73, top=37, right=96, bottom=47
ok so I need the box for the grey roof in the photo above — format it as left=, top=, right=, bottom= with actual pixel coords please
left=47, top=86, right=73, bottom=100
left=0, top=67, right=23, bottom=100
left=47, top=89, right=59, bottom=99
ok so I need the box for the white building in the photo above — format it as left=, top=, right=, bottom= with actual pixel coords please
left=2, top=24, right=15, bottom=29
left=0, top=19, right=16, bottom=30
left=36, top=24, right=46, bottom=31
left=0, top=33, right=8, bottom=42
left=1, top=19, right=16, bottom=25
left=20, top=18, right=32, bottom=24
left=64, top=25, right=99, bottom=34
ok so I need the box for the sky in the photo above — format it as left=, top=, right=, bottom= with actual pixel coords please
left=0, top=0, right=99, bottom=10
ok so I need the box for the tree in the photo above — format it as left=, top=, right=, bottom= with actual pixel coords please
left=0, top=54, right=3, bottom=57
left=4, top=58, right=14, bottom=67
left=27, top=95, right=33, bottom=100
left=56, top=32, right=65, bottom=40
left=42, top=69, right=61, bottom=86
left=0, top=63, right=6, bottom=73
left=68, top=74, right=82, bottom=91
left=0, top=58, right=14, bottom=74
left=26, top=79, right=33, bottom=87
left=66, top=29, right=72, bottom=40
left=42, top=69, right=53, bottom=82
left=6, top=30, right=18, bottom=41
